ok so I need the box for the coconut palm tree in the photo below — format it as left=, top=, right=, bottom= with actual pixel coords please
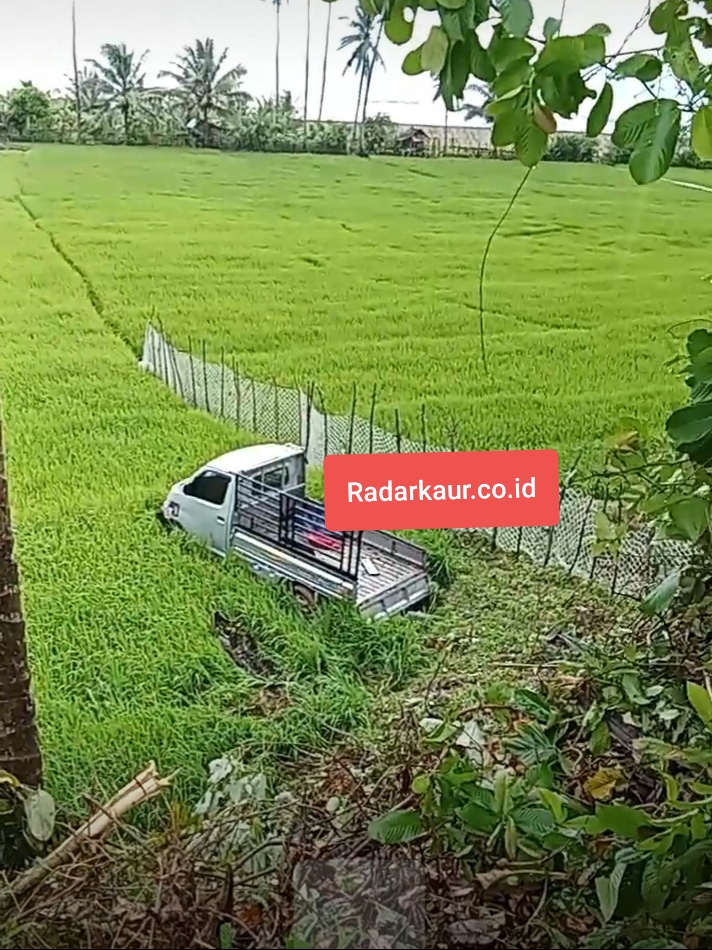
left=262, top=0, right=288, bottom=105
left=159, top=39, right=249, bottom=148
left=0, top=417, right=42, bottom=788
left=304, top=0, right=312, bottom=144
left=317, top=0, right=333, bottom=121
left=339, top=6, right=384, bottom=147
left=461, top=81, right=494, bottom=123
left=87, top=42, right=148, bottom=144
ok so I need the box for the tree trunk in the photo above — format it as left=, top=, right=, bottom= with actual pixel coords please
left=303, top=0, right=311, bottom=149
left=317, top=2, right=332, bottom=122
left=0, top=418, right=42, bottom=788
left=444, top=106, right=449, bottom=156
left=71, top=2, right=82, bottom=143
left=352, top=66, right=366, bottom=150
left=122, top=100, right=130, bottom=144
left=359, top=16, right=384, bottom=155
left=275, top=1, right=281, bottom=106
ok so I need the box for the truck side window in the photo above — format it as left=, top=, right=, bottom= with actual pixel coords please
left=184, top=470, right=231, bottom=506
left=263, top=467, right=285, bottom=490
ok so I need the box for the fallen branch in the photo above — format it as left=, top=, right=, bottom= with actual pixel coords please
left=0, top=761, right=171, bottom=912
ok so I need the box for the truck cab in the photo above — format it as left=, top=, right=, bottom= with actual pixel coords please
left=162, top=443, right=305, bottom=556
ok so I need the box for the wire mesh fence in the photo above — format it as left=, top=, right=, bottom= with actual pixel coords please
left=140, top=323, right=691, bottom=600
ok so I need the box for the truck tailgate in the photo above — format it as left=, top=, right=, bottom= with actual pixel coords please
left=356, top=531, right=430, bottom=620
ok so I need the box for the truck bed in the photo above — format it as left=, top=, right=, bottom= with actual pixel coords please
left=232, top=476, right=430, bottom=619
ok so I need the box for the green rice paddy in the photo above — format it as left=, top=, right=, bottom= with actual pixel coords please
left=0, top=144, right=708, bottom=807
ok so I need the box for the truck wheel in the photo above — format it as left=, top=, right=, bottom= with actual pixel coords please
left=292, top=583, right=318, bottom=612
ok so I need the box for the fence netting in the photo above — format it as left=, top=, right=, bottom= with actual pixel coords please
left=140, top=323, right=690, bottom=599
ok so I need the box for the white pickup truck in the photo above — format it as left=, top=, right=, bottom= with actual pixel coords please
left=160, top=443, right=431, bottom=620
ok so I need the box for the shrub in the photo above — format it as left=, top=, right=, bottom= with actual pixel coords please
left=544, top=133, right=598, bottom=163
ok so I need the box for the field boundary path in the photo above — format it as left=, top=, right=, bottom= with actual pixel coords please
left=666, top=178, right=712, bottom=194
left=140, top=323, right=690, bottom=600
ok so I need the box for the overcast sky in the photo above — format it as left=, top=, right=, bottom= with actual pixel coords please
left=0, top=0, right=658, bottom=129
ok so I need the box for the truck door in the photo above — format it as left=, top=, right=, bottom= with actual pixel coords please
left=179, top=468, right=234, bottom=553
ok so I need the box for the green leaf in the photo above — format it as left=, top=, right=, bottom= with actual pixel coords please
left=687, top=680, right=712, bottom=726
left=469, top=32, right=496, bottom=82
left=586, top=23, right=613, bottom=37
left=458, top=802, right=498, bottom=832
left=537, top=34, right=604, bottom=76
left=440, top=8, right=465, bottom=41
left=367, top=809, right=424, bottom=843
left=667, top=401, right=712, bottom=446
left=539, top=788, right=566, bottom=822
left=421, top=25, right=450, bottom=74
left=492, top=59, right=533, bottom=97
left=596, top=862, right=626, bottom=922
left=504, top=815, right=518, bottom=858
left=620, top=99, right=681, bottom=185
left=621, top=673, right=649, bottom=706
left=514, top=804, right=556, bottom=837
left=669, top=496, right=709, bottom=542
left=539, top=72, right=596, bottom=117
left=515, top=116, right=549, bottom=166
left=543, top=16, right=561, bottom=40
left=587, top=82, right=613, bottom=137
left=437, top=0, right=468, bottom=7
left=512, top=688, right=555, bottom=723
left=665, top=33, right=703, bottom=88
left=498, top=0, right=533, bottom=37
left=23, top=788, right=56, bottom=843
left=412, top=774, right=430, bottom=794
left=595, top=509, right=618, bottom=541
left=491, top=108, right=523, bottom=146
left=650, top=0, right=688, bottom=34
left=594, top=802, right=651, bottom=839
left=614, top=53, right=663, bottom=81
left=385, top=0, right=415, bottom=44
left=591, top=720, right=611, bottom=756
left=641, top=571, right=681, bottom=616
left=444, top=40, right=471, bottom=99
left=402, top=46, right=425, bottom=75
left=692, top=105, right=712, bottom=161
left=489, top=35, right=536, bottom=72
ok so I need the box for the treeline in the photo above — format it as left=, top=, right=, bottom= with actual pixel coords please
left=0, top=36, right=709, bottom=168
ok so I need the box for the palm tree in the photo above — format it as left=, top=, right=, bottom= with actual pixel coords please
left=461, top=81, right=494, bottom=123
left=317, top=0, right=333, bottom=121
left=0, top=417, right=42, bottom=788
left=339, top=6, right=384, bottom=147
left=263, top=0, right=288, bottom=105
left=304, top=0, right=312, bottom=145
left=87, top=42, right=148, bottom=144
left=159, top=39, right=249, bottom=148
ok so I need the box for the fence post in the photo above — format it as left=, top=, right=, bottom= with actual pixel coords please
left=232, top=357, right=241, bottom=428
left=168, top=337, right=185, bottom=401
left=394, top=409, right=402, bottom=454
left=220, top=347, right=226, bottom=419
left=347, top=383, right=357, bottom=454
left=201, top=340, right=210, bottom=414
left=304, top=382, right=314, bottom=457
left=188, top=337, right=197, bottom=407
left=273, top=378, right=280, bottom=441
left=368, top=384, right=377, bottom=455
left=420, top=404, right=427, bottom=453
left=251, top=378, right=258, bottom=432
left=610, top=489, right=623, bottom=596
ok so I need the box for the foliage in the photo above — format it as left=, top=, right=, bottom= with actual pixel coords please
left=544, top=132, right=599, bottom=163
left=158, top=39, right=250, bottom=148
left=368, top=650, right=712, bottom=946
left=2, top=83, right=51, bottom=138
left=0, top=771, right=55, bottom=871
left=86, top=42, right=148, bottom=143
left=324, top=0, right=712, bottom=184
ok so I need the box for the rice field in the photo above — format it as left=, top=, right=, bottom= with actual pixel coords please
left=0, top=144, right=708, bottom=808
left=14, top=145, right=712, bottom=469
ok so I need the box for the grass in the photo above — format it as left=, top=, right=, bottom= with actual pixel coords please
left=0, top=144, right=702, bottom=810
left=13, top=145, right=712, bottom=469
